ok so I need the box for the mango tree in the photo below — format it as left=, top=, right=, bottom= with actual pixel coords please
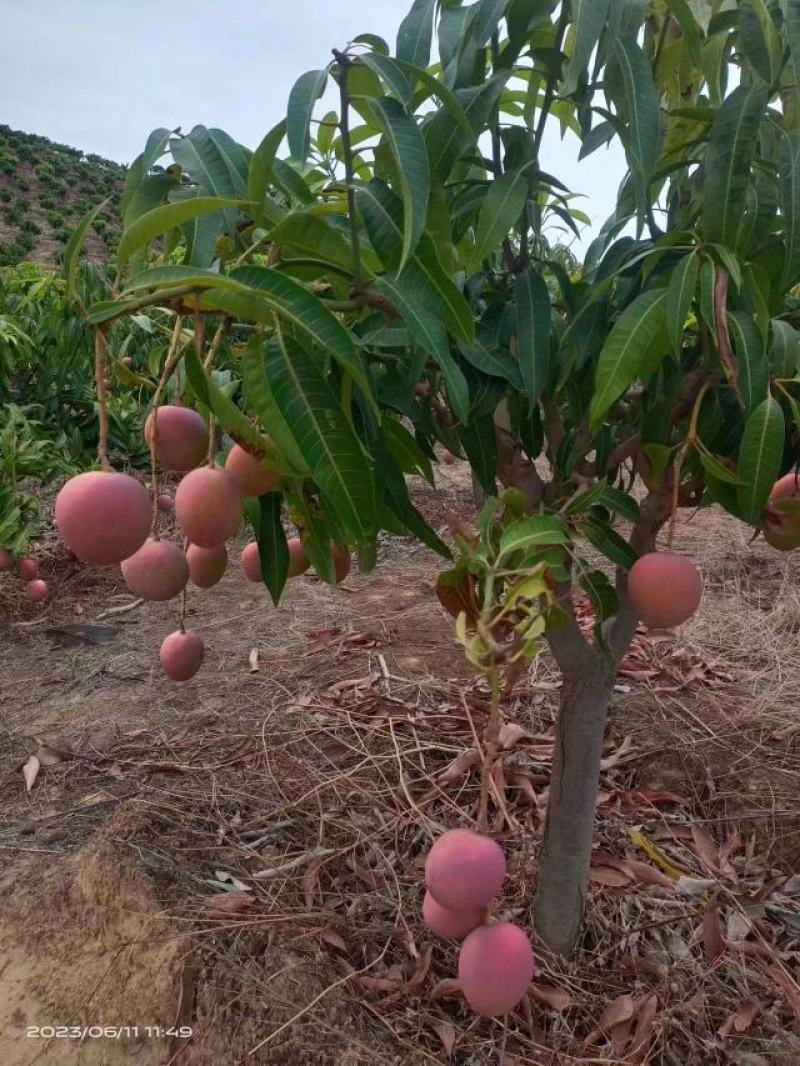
left=67, top=0, right=800, bottom=957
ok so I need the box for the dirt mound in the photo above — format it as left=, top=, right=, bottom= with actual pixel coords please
left=0, top=807, right=181, bottom=1066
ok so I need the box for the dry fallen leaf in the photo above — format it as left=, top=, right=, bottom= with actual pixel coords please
left=627, top=993, right=659, bottom=1064
left=21, top=755, right=41, bottom=793
left=718, top=997, right=761, bottom=1038
left=599, top=993, right=636, bottom=1034
left=590, top=865, right=633, bottom=887
left=204, top=891, right=254, bottom=915
left=622, top=859, right=675, bottom=891
left=771, top=721, right=800, bottom=741
left=703, top=901, right=726, bottom=963
left=438, top=749, right=481, bottom=782
left=320, top=927, right=347, bottom=953
left=248, top=647, right=260, bottom=673
left=498, top=722, right=530, bottom=749
left=767, top=964, right=800, bottom=1020
left=691, top=823, right=720, bottom=874
left=429, top=978, right=461, bottom=1001
left=430, top=1020, right=456, bottom=1058
left=531, top=983, right=571, bottom=1012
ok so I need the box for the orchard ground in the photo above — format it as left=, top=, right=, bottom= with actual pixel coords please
left=2, top=461, right=800, bottom=1065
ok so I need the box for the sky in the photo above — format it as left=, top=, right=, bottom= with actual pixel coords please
left=0, top=0, right=627, bottom=251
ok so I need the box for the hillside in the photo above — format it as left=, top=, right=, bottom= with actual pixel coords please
left=0, top=125, right=124, bottom=267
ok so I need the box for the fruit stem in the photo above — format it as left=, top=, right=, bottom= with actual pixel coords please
left=477, top=660, right=502, bottom=833
left=94, top=328, right=112, bottom=472
left=179, top=535, right=189, bottom=632
left=149, top=314, right=185, bottom=538
left=201, top=317, right=229, bottom=467
left=332, top=49, right=363, bottom=288
left=667, top=380, right=712, bottom=549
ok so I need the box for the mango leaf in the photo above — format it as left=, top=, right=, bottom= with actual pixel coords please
left=251, top=492, right=290, bottom=606
left=384, top=419, right=434, bottom=483
left=729, top=311, right=769, bottom=414
left=778, top=130, right=800, bottom=291
left=562, top=0, right=611, bottom=95
left=472, top=168, right=527, bottom=268
left=355, top=180, right=473, bottom=342
left=183, top=343, right=283, bottom=469
left=471, top=0, right=509, bottom=47
left=785, top=0, right=800, bottom=132
left=63, top=199, right=109, bottom=302
left=458, top=414, right=497, bottom=495
left=230, top=265, right=375, bottom=411
left=265, top=331, right=376, bottom=545
left=590, top=290, right=669, bottom=428
left=499, top=515, right=570, bottom=557
left=579, top=517, right=638, bottom=569
left=515, top=269, right=551, bottom=408
left=268, top=212, right=355, bottom=272
left=458, top=337, right=524, bottom=390
left=366, top=97, right=429, bottom=271
left=702, top=82, right=769, bottom=246
left=379, top=444, right=451, bottom=557
left=737, top=396, right=785, bottom=524
left=740, top=0, right=783, bottom=87
left=272, top=158, right=315, bottom=204
left=611, top=37, right=662, bottom=229
left=117, top=197, right=241, bottom=271
left=394, top=60, right=473, bottom=138
left=171, top=125, right=249, bottom=196
left=666, top=0, right=704, bottom=68
left=249, top=119, right=287, bottom=226
left=353, top=33, right=390, bottom=55
left=240, top=338, right=308, bottom=476
left=359, top=53, right=412, bottom=106
left=424, top=74, right=508, bottom=180
left=771, top=318, right=800, bottom=376
left=578, top=565, right=620, bottom=627
left=396, top=0, right=437, bottom=68
left=121, top=127, right=172, bottom=221
left=372, top=275, right=470, bottom=424
left=286, top=488, right=336, bottom=583
left=666, top=250, right=699, bottom=355
left=696, top=442, right=742, bottom=485
left=287, top=69, right=329, bottom=162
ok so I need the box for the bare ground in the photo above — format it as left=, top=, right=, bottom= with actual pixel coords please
left=2, top=464, right=800, bottom=1065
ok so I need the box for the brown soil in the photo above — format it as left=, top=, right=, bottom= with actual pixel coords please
left=2, top=463, right=800, bottom=1065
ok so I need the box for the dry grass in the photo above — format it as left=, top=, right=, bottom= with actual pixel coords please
left=2, top=467, right=800, bottom=1064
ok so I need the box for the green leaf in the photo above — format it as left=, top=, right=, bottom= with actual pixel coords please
left=231, top=265, right=375, bottom=411
left=117, top=197, right=240, bottom=271
left=286, top=489, right=335, bottom=583
left=424, top=74, right=508, bottom=180
left=240, top=337, right=308, bottom=476
left=785, top=0, right=800, bottom=133
left=353, top=33, right=390, bottom=55
left=471, top=0, right=510, bottom=47
left=372, top=275, right=470, bottom=424
left=268, top=211, right=355, bottom=273
left=698, top=253, right=718, bottom=341
left=380, top=446, right=451, bottom=557
left=249, top=119, right=287, bottom=227
left=702, top=82, right=769, bottom=246
left=458, top=338, right=524, bottom=390
left=579, top=516, right=639, bottom=569
left=696, top=442, right=742, bottom=485
left=499, top=515, right=571, bottom=557
left=359, top=53, right=412, bottom=106
left=472, top=168, right=527, bottom=268
left=254, top=492, right=290, bottom=606
left=737, top=396, right=785, bottom=524
left=355, top=180, right=473, bottom=343
left=458, top=414, right=497, bottom=495
left=771, top=318, right=800, bottom=377
left=729, top=311, right=769, bottom=415
left=577, top=565, right=620, bottom=626
left=611, top=37, right=662, bottom=229
left=740, top=0, right=783, bottom=87
left=396, top=0, right=437, bottom=70
left=666, top=0, right=704, bottom=68
left=287, top=69, right=329, bottom=162
left=384, top=418, right=434, bottom=482
left=63, top=199, right=109, bottom=302
left=666, top=250, right=699, bottom=355
left=562, top=0, right=611, bottom=95
left=183, top=342, right=283, bottom=469
left=171, top=126, right=249, bottom=197
left=778, top=130, right=800, bottom=291
left=394, top=59, right=474, bottom=138
left=272, top=158, right=315, bottom=204
left=121, top=127, right=172, bottom=221
left=515, top=269, right=551, bottom=408
left=589, top=290, right=669, bottom=429
left=366, top=97, right=430, bottom=271
left=266, top=331, right=376, bottom=545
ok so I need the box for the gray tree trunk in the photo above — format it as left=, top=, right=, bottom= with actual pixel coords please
left=533, top=661, right=615, bottom=955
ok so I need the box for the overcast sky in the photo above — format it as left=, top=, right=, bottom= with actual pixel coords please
left=1, top=0, right=626, bottom=250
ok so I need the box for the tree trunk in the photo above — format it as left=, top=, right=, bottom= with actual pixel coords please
left=534, top=661, right=615, bottom=956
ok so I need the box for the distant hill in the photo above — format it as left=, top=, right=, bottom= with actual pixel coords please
left=0, top=124, right=124, bottom=268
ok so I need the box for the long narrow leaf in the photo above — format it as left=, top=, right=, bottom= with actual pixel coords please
left=287, top=69, right=329, bottom=161
left=737, top=396, right=785, bottom=523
